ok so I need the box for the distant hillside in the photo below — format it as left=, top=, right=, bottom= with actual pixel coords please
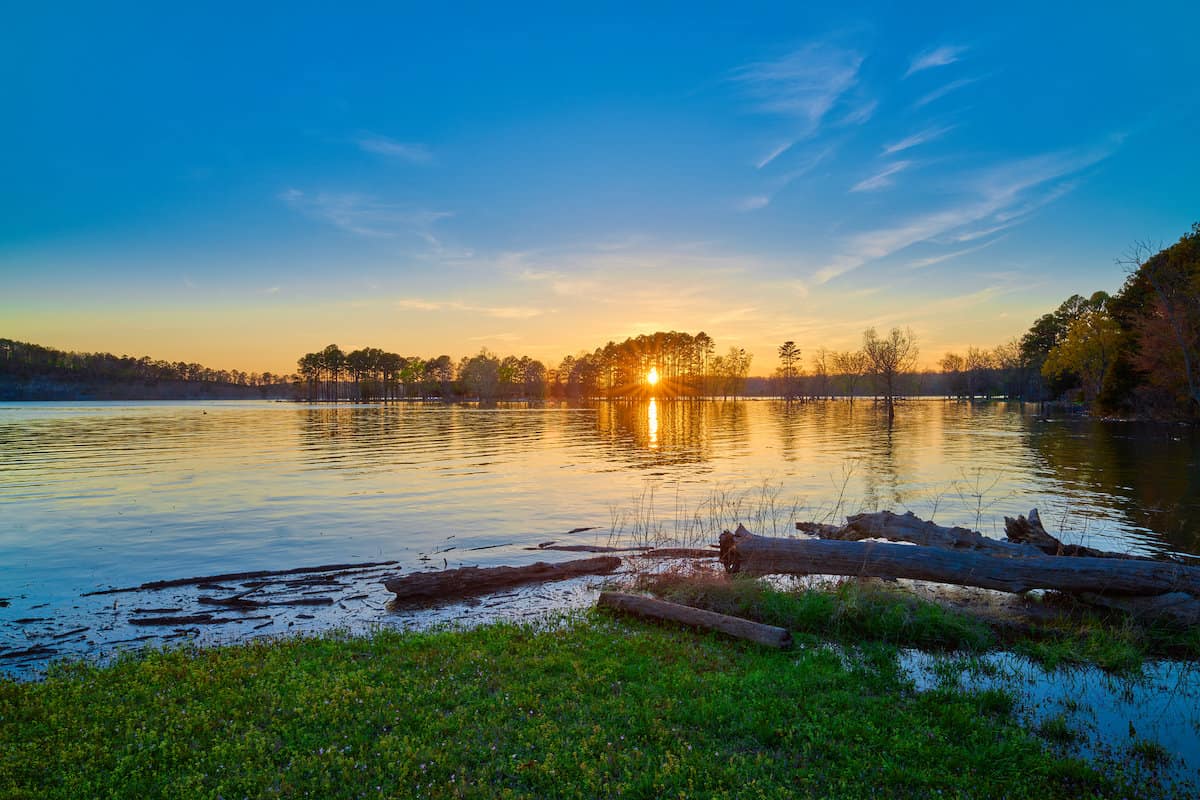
left=0, top=339, right=296, bottom=401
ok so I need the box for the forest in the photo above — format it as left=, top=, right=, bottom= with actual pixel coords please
left=0, top=339, right=294, bottom=400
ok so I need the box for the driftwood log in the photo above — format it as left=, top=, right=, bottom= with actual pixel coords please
left=720, top=525, right=1200, bottom=598
left=382, top=556, right=621, bottom=604
left=796, top=510, right=1198, bottom=624
left=800, top=511, right=1038, bottom=557
left=1003, top=509, right=1157, bottom=560
left=598, top=591, right=792, bottom=648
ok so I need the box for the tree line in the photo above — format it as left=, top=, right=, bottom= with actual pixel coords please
left=0, top=338, right=294, bottom=390
left=764, top=222, right=1199, bottom=421
left=7, top=222, right=1195, bottom=417
left=1005, top=223, right=1197, bottom=419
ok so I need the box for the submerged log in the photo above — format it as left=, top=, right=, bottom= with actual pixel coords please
left=636, top=547, right=720, bottom=559
left=382, top=556, right=622, bottom=604
left=526, top=544, right=652, bottom=553
left=719, top=525, right=1200, bottom=598
left=84, top=560, right=400, bottom=596
left=598, top=592, right=791, bottom=648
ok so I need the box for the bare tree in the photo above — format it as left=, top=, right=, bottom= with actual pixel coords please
left=811, top=347, right=831, bottom=400
left=862, top=327, right=919, bottom=420
left=831, top=349, right=869, bottom=402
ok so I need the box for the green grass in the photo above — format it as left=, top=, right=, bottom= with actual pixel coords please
left=1010, top=605, right=1200, bottom=675
left=637, top=572, right=995, bottom=653
left=0, top=613, right=1149, bottom=800
left=638, top=571, right=1200, bottom=675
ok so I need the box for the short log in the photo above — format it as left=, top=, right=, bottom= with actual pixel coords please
left=597, top=591, right=792, bottom=648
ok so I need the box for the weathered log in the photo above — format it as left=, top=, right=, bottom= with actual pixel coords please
left=1003, top=509, right=1156, bottom=560
left=801, top=511, right=1039, bottom=557
left=382, top=556, right=622, bottom=604
left=597, top=591, right=792, bottom=648
left=719, top=525, right=1200, bottom=597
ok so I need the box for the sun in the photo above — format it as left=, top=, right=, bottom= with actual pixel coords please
left=646, top=366, right=660, bottom=386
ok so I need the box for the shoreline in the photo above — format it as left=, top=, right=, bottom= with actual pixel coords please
left=5, top=569, right=1200, bottom=796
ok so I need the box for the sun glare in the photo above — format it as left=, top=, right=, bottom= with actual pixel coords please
left=647, top=367, right=659, bottom=386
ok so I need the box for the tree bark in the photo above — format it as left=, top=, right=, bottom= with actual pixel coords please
left=718, top=527, right=1200, bottom=598
left=598, top=591, right=791, bottom=648
left=382, top=557, right=621, bottom=604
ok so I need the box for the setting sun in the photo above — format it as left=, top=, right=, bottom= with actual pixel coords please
left=646, top=367, right=659, bottom=386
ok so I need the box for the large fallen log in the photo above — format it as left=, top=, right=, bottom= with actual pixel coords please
left=719, top=525, right=1200, bottom=598
left=597, top=591, right=791, bottom=648
left=382, top=556, right=621, bottom=604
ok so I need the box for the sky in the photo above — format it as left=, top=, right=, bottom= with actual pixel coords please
left=3, top=1, right=1199, bottom=374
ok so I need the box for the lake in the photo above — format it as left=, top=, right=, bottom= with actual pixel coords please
left=2, top=399, right=1198, bottom=674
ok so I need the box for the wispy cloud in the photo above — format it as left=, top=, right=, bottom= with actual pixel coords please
left=905, top=45, right=968, bottom=78
left=756, top=140, right=795, bottom=169
left=737, top=195, right=771, bottom=212
left=815, top=140, right=1118, bottom=284
left=396, top=298, right=545, bottom=319
left=882, top=125, right=956, bottom=155
left=915, top=77, right=980, bottom=108
left=280, top=189, right=451, bottom=238
left=850, top=161, right=911, bottom=192
left=733, top=42, right=864, bottom=135
left=468, top=332, right=522, bottom=342
left=907, top=236, right=1004, bottom=269
left=355, top=132, right=433, bottom=164
left=840, top=99, right=878, bottom=126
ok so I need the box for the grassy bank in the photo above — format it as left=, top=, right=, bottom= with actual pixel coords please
left=0, top=607, right=1172, bottom=799
left=639, top=572, right=1200, bottom=673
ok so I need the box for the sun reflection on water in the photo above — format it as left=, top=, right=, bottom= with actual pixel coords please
left=647, top=397, right=658, bottom=449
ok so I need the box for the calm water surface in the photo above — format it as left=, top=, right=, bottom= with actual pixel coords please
left=2, top=399, right=1198, bottom=595
left=2, top=399, right=1198, bottom=672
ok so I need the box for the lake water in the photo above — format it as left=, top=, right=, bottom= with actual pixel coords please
left=2, top=399, right=1198, bottom=674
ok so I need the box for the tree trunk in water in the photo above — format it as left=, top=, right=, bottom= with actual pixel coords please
left=598, top=591, right=791, bottom=648
left=718, top=526, right=1200, bottom=597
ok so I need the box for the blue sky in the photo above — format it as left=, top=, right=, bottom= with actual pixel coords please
left=3, top=2, right=1198, bottom=372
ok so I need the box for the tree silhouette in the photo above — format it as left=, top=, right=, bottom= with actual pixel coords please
left=862, top=327, right=918, bottom=420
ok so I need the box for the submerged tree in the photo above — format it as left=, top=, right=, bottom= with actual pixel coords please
left=862, top=327, right=919, bottom=420
left=776, top=341, right=800, bottom=400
